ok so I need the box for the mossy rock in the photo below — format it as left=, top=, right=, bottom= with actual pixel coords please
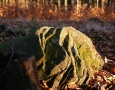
left=36, top=26, right=104, bottom=89
left=0, top=30, right=43, bottom=60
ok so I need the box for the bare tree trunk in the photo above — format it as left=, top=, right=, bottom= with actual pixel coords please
left=15, top=0, right=19, bottom=18
left=107, top=0, right=111, bottom=7
left=4, top=0, right=6, bottom=6
left=0, top=0, right=3, bottom=7
left=8, top=0, right=10, bottom=3
left=64, top=0, right=68, bottom=10
left=42, top=0, right=44, bottom=6
left=76, top=0, right=80, bottom=10
left=101, top=0, right=105, bottom=9
left=81, top=0, right=84, bottom=6
left=87, top=0, right=90, bottom=8
left=70, top=0, right=75, bottom=12
left=96, top=0, right=99, bottom=8
left=71, top=0, right=74, bottom=6
left=58, top=0, right=61, bottom=8
left=38, top=0, right=42, bottom=6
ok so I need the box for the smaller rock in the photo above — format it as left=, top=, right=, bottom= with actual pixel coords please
left=0, top=24, right=10, bottom=32
left=1, top=51, right=42, bottom=90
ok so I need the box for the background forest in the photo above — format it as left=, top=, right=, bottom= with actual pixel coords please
left=0, top=0, right=115, bottom=21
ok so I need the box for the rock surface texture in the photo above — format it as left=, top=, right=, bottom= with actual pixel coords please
left=36, top=26, right=104, bottom=89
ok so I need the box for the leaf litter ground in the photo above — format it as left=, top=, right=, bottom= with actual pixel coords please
left=0, top=19, right=115, bottom=90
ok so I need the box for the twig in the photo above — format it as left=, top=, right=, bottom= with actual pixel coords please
left=10, top=29, right=18, bottom=37
left=0, top=38, right=15, bottom=87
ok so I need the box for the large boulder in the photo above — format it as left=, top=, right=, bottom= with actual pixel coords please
left=36, top=26, right=104, bottom=89
left=0, top=26, right=104, bottom=89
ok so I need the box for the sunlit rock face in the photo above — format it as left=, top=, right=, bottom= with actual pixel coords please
left=36, top=26, right=104, bottom=89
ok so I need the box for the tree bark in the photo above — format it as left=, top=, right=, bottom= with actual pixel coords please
left=101, top=0, right=105, bottom=8
left=76, top=0, right=80, bottom=10
left=15, top=0, right=19, bottom=18
left=71, top=0, right=74, bottom=6
left=0, top=0, right=3, bottom=7
left=87, top=0, right=90, bottom=8
left=64, top=0, right=68, bottom=10
left=58, top=0, right=61, bottom=8
left=96, top=0, right=99, bottom=8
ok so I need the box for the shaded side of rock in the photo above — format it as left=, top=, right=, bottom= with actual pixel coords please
left=0, top=51, right=41, bottom=90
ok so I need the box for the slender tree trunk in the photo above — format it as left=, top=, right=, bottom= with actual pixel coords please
left=4, top=0, right=6, bottom=6
left=107, top=0, right=110, bottom=7
left=96, top=0, right=99, bottom=8
left=8, top=0, right=10, bottom=3
left=38, top=0, right=42, bottom=6
left=58, top=0, right=61, bottom=8
left=81, top=0, right=84, bottom=6
left=87, top=0, right=90, bottom=8
left=76, top=0, right=80, bottom=10
left=15, top=0, right=19, bottom=18
left=71, top=0, right=74, bottom=6
left=24, top=0, right=27, bottom=18
left=0, top=0, right=3, bottom=7
left=64, top=0, right=68, bottom=10
left=101, top=0, right=105, bottom=9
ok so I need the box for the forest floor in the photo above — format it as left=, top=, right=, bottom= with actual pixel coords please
left=0, top=19, right=115, bottom=90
